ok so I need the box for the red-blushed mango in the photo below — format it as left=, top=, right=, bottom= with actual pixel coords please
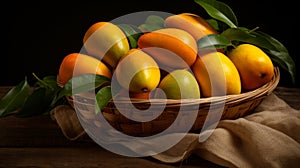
left=58, top=53, right=112, bottom=86
left=137, top=28, right=197, bottom=69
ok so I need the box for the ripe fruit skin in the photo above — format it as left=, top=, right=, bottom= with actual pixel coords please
left=58, top=53, right=112, bottom=86
left=137, top=28, right=197, bottom=69
left=164, top=13, right=218, bottom=41
left=115, top=49, right=161, bottom=93
left=227, top=44, right=274, bottom=91
left=83, top=22, right=130, bottom=69
left=157, top=69, right=200, bottom=99
left=192, top=52, right=241, bottom=97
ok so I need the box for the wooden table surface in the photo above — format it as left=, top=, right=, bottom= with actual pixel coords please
left=0, top=86, right=299, bottom=168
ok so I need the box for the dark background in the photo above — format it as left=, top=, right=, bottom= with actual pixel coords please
left=3, top=0, right=299, bottom=88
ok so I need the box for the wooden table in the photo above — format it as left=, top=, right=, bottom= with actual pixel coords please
left=1, top=86, right=299, bottom=167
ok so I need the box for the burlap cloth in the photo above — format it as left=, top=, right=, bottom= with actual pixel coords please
left=50, top=93, right=300, bottom=167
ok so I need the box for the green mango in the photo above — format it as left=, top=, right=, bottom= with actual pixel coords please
left=157, top=69, right=200, bottom=99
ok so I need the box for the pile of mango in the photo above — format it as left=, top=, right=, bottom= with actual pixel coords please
left=57, top=13, right=275, bottom=100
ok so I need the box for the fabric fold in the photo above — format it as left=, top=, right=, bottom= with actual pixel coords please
left=51, top=93, right=300, bottom=167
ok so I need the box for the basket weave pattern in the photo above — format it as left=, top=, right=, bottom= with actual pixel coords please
left=66, top=67, right=280, bottom=136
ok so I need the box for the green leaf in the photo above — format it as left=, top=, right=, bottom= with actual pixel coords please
left=95, top=86, right=112, bottom=113
left=266, top=49, right=295, bottom=83
left=38, top=75, right=58, bottom=89
left=32, top=73, right=57, bottom=90
left=139, top=15, right=165, bottom=32
left=0, top=78, right=30, bottom=117
left=252, top=30, right=290, bottom=53
left=16, top=88, right=53, bottom=118
left=221, top=27, right=277, bottom=51
left=265, top=49, right=296, bottom=84
left=213, top=1, right=238, bottom=26
left=53, top=74, right=111, bottom=105
left=117, top=24, right=143, bottom=49
left=145, top=15, right=165, bottom=27
left=194, top=0, right=237, bottom=28
left=206, top=19, right=220, bottom=31
left=139, top=24, right=163, bottom=32
left=197, top=34, right=231, bottom=49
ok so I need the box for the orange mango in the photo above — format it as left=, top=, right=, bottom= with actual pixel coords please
left=137, top=28, right=197, bottom=69
left=164, top=13, right=218, bottom=41
left=58, top=53, right=112, bottom=86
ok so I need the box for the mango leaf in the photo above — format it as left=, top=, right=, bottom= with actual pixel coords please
left=95, top=86, right=112, bottom=113
left=34, top=74, right=59, bottom=90
left=16, top=74, right=62, bottom=117
left=206, top=19, right=220, bottom=31
left=194, top=0, right=237, bottom=28
left=53, top=74, right=111, bottom=105
left=221, top=27, right=277, bottom=51
left=144, top=15, right=165, bottom=27
left=197, top=34, right=231, bottom=49
left=16, top=87, right=53, bottom=117
left=0, top=78, right=30, bottom=117
left=117, top=24, right=143, bottom=49
left=139, top=24, right=163, bottom=33
left=266, top=49, right=296, bottom=83
left=138, top=15, right=165, bottom=32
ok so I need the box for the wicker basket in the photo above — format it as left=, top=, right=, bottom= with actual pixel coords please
left=64, top=67, right=280, bottom=136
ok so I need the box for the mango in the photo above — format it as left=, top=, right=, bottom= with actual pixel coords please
left=58, top=53, right=112, bottom=86
left=83, top=22, right=130, bottom=69
left=156, top=69, right=200, bottom=99
left=227, top=44, right=274, bottom=90
left=137, top=28, right=197, bottom=69
left=115, top=49, right=160, bottom=93
left=164, top=13, right=218, bottom=41
left=192, top=52, right=241, bottom=97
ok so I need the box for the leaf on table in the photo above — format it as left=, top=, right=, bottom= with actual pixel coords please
left=35, top=75, right=59, bottom=90
left=16, top=87, right=54, bottom=117
left=0, top=78, right=30, bottom=117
